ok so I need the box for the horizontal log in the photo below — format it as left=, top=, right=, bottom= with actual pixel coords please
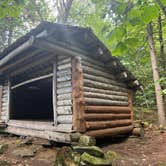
left=56, top=124, right=72, bottom=132
left=84, top=92, right=128, bottom=102
left=84, top=113, right=131, bottom=121
left=57, top=69, right=71, bottom=76
left=85, top=98, right=129, bottom=106
left=57, top=115, right=72, bottom=124
left=57, top=93, right=72, bottom=100
left=57, top=81, right=72, bottom=88
left=57, top=87, right=72, bottom=94
left=57, top=100, right=72, bottom=106
left=57, top=57, right=71, bottom=65
left=86, top=119, right=132, bottom=130
left=82, top=60, right=109, bottom=75
left=85, top=106, right=131, bottom=113
left=82, top=57, right=105, bottom=68
left=57, top=75, right=71, bottom=82
left=84, top=79, right=128, bottom=92
left=82, top=66, right=115, bottom=80
left=57, top=63, right=71, bottom=70
left=83, top=73, right=125, bottom=87
left=84, top=87, right=128, bottom=96
left=86, top=125, right=133, bottom=138
left=57, top=106, right=72, bottom=115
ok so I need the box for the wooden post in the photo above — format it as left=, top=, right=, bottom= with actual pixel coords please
left=128, top=90, right=134, bottom=126
left=7, top=80, right=11, bottom=122
left=0, top=85, right=3, bottom=121
left=53, top=57, right=57, bottom=125
left=72, top=57, right=86, bottom=132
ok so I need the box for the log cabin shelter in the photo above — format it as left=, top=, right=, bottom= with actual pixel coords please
left=0, top=22, right=142, bottom=143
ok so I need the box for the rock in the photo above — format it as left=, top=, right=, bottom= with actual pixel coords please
left=81, top=152, right=112, bottom=166
left=73, top=146, right=104, bottom=157
left=79, top=135, right=96, bottom=146
left=0, top=160, right=10, bottom=166
left=12, top=148, right=35, bottom=157
left=55, top=146, right=77, bottom=166
left=104, top=151, right=118, bottom=161
left=0, top=144, right=8, bottom=154
left=71, top=133, right=82, bottom=142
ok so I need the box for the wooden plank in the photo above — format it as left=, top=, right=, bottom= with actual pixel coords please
left=85, top=106, right=131, bottom=113
left=53, top=59, right=57, bottom=125
left=86, top=125, right=133, bottom=138
left=6, top=126, right=71, bottom=143
left=72, top=57, right=86, bottom=132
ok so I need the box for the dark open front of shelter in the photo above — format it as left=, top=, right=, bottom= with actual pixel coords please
left=0, top=22, right=142, bottom=143
left=10, top=78, right=53, bottom=121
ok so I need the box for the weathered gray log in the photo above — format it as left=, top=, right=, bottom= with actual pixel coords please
left=57, top=63, right=71, bottom=71
left=56, top=124, right=72, bottom=132
left=57, top=69, right=71, bottom=76
left=57, top=57, right=71, bottom=65
left=84, top=113, right=131, bottom=121
left=83, top=73, right=125, bottom=87
left=84, top=92, right=128, bottom=101
left=0, top=36, right=34, bottom=67
left=57, top=81, right=72, bottom=88
left=57, top=93, right=72, bottom=100
left=82, top=66, right=115, bottom=80
left=84, top=79, right=128, bottom=92
left=82, top=60, right=108, bottom=74
left=82, top=56, right=105, bottom=68
left=57, top=115, right=72, bottom=123
left=85, top=98, right=129, bottom=106
left=57, top=100, right=72, bottom=106
left=86, top=119, right=132, bottom=130
left=57, top=106, right=72, bottom=115
left=57, top=75, right=71, bottom=82
left=57, top=87, right=72, bottom=94
left=86, top=125, right=133, bottom=137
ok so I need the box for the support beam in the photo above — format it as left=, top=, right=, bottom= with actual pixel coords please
left=72, top=57, right=86, bottom=132
left=11, top=73, right=53, bottom=89
left=53, top=58, right=57, bottom=125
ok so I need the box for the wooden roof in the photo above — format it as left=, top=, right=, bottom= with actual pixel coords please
left=0, top=21, right=142, bottom=90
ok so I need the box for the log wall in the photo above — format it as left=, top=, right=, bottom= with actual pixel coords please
left=56, top=56, right=73, bottom=131
left=81, top=58, right=134, bottom=137
left=0, top=80, right=10, bottom=123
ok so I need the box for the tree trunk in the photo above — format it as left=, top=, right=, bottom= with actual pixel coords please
left=147, top=22, right=166, bottom=126
left=56, top=0, right=73, bottom=23
left=155, top=0, right=166, bottom=17
left=158, top=14, right=166, bottom=75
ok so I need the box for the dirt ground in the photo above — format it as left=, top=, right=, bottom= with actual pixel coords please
left=0, top=128, right=166, bottom=166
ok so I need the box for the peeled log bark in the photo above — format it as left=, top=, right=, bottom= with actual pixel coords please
left=85, top=106, right=131, bottom=113
left=86, top=119, right=132, bottom=130
left=84, top=87, right=128, bottom=97
left=84, top=92, right=128, bottom=102
left=84, top=113, right=131, bottom=121
left=85, top=98, right=129, bottom=106
left=86, top=125, right=133, bottom=138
